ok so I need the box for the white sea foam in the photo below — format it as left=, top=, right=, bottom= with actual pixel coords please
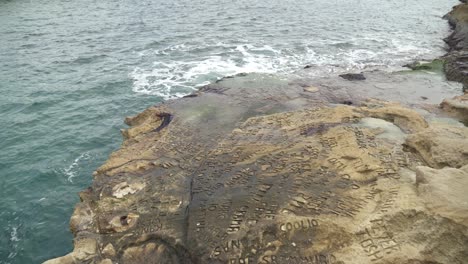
left=10, top=227, right=19, bottom=243
left=130, top=38, right=445, bottom=99
left=130, top=44, right=286, bottom=99
left=7, top=226, right=20, bottom=260
left=62, top=152, right=90, bottom=183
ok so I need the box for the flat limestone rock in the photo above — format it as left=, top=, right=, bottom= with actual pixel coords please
left=416, top=165, right=468, bottom=225
left=441, top=93, right=468, bottom=124
left=44, top=74, right=468, bottom=264
left=405, top=123, right=468, bottom=169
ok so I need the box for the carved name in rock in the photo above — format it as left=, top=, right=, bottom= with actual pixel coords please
left=45, top=93, right=468, bottom=264
left=185, top=107, right=417, bottom=263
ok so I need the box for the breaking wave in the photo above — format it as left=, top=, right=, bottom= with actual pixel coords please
left=130, top=38, right=442, bottom=99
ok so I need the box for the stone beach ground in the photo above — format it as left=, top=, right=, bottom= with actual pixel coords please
left=45, top=1, right=468, bottom=264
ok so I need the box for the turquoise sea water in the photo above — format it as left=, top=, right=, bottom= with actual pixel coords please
left=0, top=0, right=455, bottom=262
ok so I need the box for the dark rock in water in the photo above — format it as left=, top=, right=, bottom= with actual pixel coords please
left=444, top=50, right=468, bottom=87
left=183, top=93, right=198, bottom=98
left=404, top=62, right=431, bottom=70
left=339, top=73, right=366, bottom=81
left=340, top=100, right=353, bottom=105
left=153, top=113, right=173, bottom=132
left=443, top=3, right=468, bottom=89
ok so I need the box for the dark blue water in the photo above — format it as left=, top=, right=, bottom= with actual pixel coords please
left=0, top=0, right=454, bottom=262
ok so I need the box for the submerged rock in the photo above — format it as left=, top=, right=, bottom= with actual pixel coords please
left=44, top=73, right=468, bottom=264
left=403, top=59, right=444, bottom=73
left=339, top=73, right=366, bottom=81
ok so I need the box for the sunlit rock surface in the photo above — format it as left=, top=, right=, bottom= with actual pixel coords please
left=441, top=93, right=468, bottom=124
left=43, top=73, right=468, bottom=264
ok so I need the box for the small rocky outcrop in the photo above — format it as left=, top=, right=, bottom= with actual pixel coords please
left=441, top=93, right=468, bottom=124
left=444, top=1, right=468, bottom=91
left=403, top=59, right=444, bottom=72
left=44, top=73, right=468, bottom=264
left=339, top=73, right=366, bottom=81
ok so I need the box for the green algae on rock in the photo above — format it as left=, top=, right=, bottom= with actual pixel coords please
left=402, top=59, right=445, bottom=74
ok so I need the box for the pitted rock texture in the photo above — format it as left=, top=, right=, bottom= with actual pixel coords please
left=44, top=74, right=468, bottom=264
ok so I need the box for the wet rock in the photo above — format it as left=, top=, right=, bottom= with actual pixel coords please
left=444, top=3, right=468, bottom=89
left=121, top=106, right=171, bottom=140
left=339, top=73, right=366, bottom=81
left=183, top=93, right=199, bottom=98
left=403, top=59, right=444, bottom=72
left=309, top=70, right=460, bottom=105
left=444, top=50, right=468, bottom=90
left=444, top=4, right=468, bottom=49
left=403, top=61, right=431, bottom=70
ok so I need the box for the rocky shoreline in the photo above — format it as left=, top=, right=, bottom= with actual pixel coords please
left=444, top=0, right=468, bottom=92
left=45, top=3, right=468, bottom=264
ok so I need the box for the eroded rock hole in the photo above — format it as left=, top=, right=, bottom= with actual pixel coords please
left=120, top=215, right=129, bottom=226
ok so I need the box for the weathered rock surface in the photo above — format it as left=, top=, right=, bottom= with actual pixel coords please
left=405, top=123, right=468, bottom=169
left=44, top=73, right=468, bottom=264
left=416, top=165, right=468, bottom=225
left=441, top=93, right=468, bottom=124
